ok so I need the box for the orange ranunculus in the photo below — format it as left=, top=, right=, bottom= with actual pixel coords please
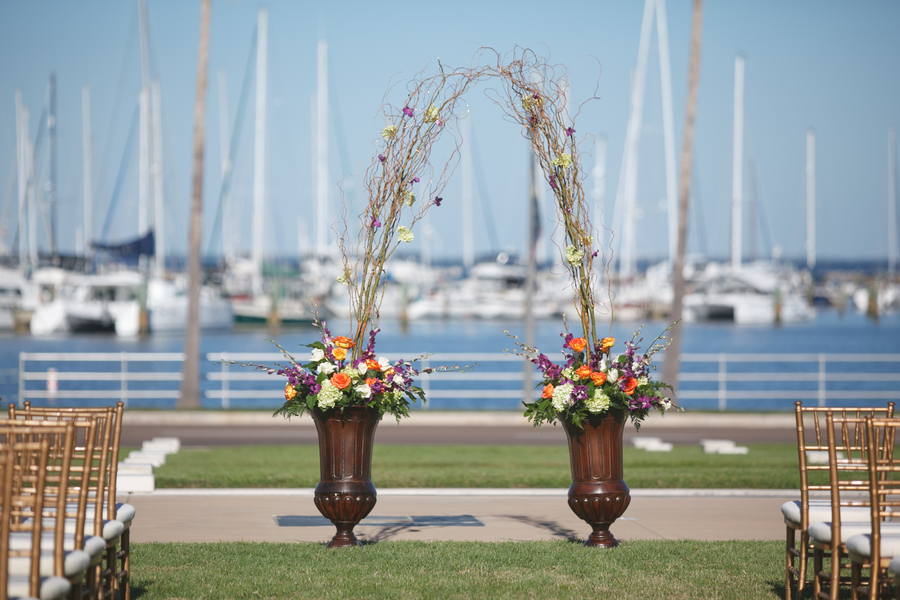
left=575, top=365, right=592, bottom=380
left=569, top=337, right=587, bottom=353
left=365, top=377, right=377, bottom=386
left=333, top=336, right=355, bottom=349
left=332, top=347, right=347, bottom=361
left=384, top=367, right=395, bottom=377
left=365, top=359, right=381, bottom=371
left=600, top=337, right=615, bottom=353
left=541, top=384, right=555, bottom=399
left=622, top=376, right=638, bottom=395
left=284, top=383, right=298, bottom=401
left=591, top=371, right=607, bottom=386
left=331, top=372, right=352, bottom=390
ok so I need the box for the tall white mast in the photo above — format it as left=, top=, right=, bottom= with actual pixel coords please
left=592, top=136, right=607, bottom=253
left=316, top=39, right=329, bottom=256
left=889, top=126, right=897, bottom=278
left=806, top=128, right=816, bottom=271
left=151, top=80, right=165, bottom=275
left=655, top=0, right=678, bottom=266
left=615, top=0, right=654, bottom=279
left=461, top=116, right=474, bottom=268
left=24, top=110, right=37, bottom=267
left=731, top=54, right=745, bottom=271
left=252, top=7, right=268, bottom=295
left=137, top=0, right=153, bottom=240
left=82, top=84, right=93, bottom=258
left=217, top=68, right=233, bottom=264
left=15, top=91, right=28, bottom=270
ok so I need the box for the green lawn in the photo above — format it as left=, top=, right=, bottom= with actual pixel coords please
left=131, top=540, right=788, bottom=599
left=148, top=443, right=816, bottom=489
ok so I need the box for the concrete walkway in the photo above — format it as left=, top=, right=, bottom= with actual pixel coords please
left=123, top=488, right=796, bottom=544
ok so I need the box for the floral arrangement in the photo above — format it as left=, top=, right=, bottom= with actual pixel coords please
left=265, top=321, right=435, bottom=420
left=509, top=326, right=675, bottom=429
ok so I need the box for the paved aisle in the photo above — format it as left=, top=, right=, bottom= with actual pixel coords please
left=124, top=489, right=792, bottom=544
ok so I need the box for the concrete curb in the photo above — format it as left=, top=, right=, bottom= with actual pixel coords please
left=127, top=487, right=805, bottom=498
left=122, top=410, right=796, bottom=429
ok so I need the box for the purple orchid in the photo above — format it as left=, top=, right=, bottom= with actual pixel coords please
left=410, top=177, right=420, bottom=185
left=434, top=197, right=442, bottom=206
left=402, top=106, right=414, bottom=118
left=371, top=217, right=382, bottom=229
left=566, top=127, right=575, bottom=137
left=378, top=154, right=386, bottom=163
left=549, top=175, right=558, bottom=191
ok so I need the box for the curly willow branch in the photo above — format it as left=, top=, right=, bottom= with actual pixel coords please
left=338, top=51, right=608, bottom=359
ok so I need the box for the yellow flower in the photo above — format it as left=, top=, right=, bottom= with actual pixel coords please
left=398, top=226, right=414, bottom=243
left=332, top=348, right=347, bottom=361
left=552, top=153, right=573, bottom=169
left=424, top=104, right=439, bottom=123
left=284, top=383, right=297, bottom=401
left=382, top=125, right=398, bottom=140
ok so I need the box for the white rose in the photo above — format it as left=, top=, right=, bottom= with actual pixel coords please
left=599, top=357, right=608, bottom=371
left=638, top=377, right=649, bottom=386
left=657, top=398, right=672, bottom=414
left=358, top=363, right=369, bottom=375
left=607, top=369, right=619, bottom=383
left=632, top=360, right=643, bottom=373
left=317, top=362, right=336, bottom=375
left=378, top=356, right=391, bottom=370
left=311, top=348, right=325, bottom=362
left=355, top=384, right=372, bottom=399
left=392, top=374, right=405, bottom=386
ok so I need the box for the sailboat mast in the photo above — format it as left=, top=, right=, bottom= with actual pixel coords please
left=152, top=80, right=165, bottom=275
left=217, top=68, right=233, bottom=265
left=655, top=0, right=678, bottom=266
left=731, top=54, right=744, bottom=271
left=461, top=116, right=474, bottom=269
left=49, top=72, right=58, bottom=260
left=806, top=128, right=815, bottom=271
left=15, top=91, right=28, bottom=270
left=82, top=84, right=93, bottom=258
left=593, top=136, right=607, bottom=252
left=316, top=39, right=329, bottom=256
left=138, top=0, right=153, bottom=240
left=252, top=7, right=267, bottom=295
left=889, top=126, right=897, bottom=278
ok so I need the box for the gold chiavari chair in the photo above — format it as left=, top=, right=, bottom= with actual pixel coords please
left=5, top=409, right=124, bottom=600
left=847, top=417, right=900, bottom=599
left=783, top=402, right=895, bottom=600
left=1, top=439, right=80, bottom=600
left=1, top=418, right=118, bottom=600
left=11, top=403, right=133, bottom=600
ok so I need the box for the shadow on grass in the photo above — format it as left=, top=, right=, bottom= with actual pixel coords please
left=131, top=581, right=151, bottom=598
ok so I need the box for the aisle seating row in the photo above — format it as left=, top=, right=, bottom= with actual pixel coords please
left=783, top=401, right=900, bottom=600
left=1, top=402, right=133, bottom=600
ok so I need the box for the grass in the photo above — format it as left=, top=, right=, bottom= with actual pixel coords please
left=130, top=540, right=787, bottom=599
left=149, top=443, right=817, bottom=489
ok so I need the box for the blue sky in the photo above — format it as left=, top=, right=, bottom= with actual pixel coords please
left=1, top=0, right=898, bottom=265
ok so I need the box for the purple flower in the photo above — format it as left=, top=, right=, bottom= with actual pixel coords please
left=549, top=175, right=558, bottom=191
left=366, top=327, right=380, bottom=355
left=436, top=119, right=443, bottom=127
left=402, top=107, right=414, bottom=118
left=378, top=154, right=386, bottom=163
left=566, top=127, right=576, bottom=137
left=371, top=217, right=382, bottom=229
left=592, top=250, right=599, bottom=257
left=410, top=177, right=420, bottom=185
left=532, top=93, right=540, bottom=100
left=572, top=385, right=588, bottom=401
left=434, top=197, right=442, bottom=206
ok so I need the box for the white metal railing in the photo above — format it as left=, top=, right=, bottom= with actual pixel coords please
left=14, top=351, right=900, bottom=411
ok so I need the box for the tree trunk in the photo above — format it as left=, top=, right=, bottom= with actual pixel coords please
left=178, top=0, right=212, bottom=409
left=661, top=0, right=704, bottom=395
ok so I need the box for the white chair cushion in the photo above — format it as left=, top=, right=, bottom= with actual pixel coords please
left=6, top=575, right=71, bottom=600
left=809, top=521, right=900, bottom=544
left=66, top=501, right=136, bottom=525
left=781, top=500, right=873, bottom=525
left=846, top=533, right=900, bottom=558
left=7, top=532, right=106, bottom=564
left=60, top=518, right=124, bottom=542
left=7, top=548, right=91, bottom=578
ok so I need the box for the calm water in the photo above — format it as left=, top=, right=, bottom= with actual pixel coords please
left=1, top=308, right=898, bottom=411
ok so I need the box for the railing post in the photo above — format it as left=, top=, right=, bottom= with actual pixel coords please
left=18, top=352, right=25, bottom=407
left=221, top=354, right=230, bottom=410
left=818, top=354, right=827, bottom=407
left=121, top=352, right=128, bottom=407
left=718, top=354, right=727, bottom=411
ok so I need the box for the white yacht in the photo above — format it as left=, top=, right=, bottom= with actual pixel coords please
left=0, top=267, right=39, bottom=331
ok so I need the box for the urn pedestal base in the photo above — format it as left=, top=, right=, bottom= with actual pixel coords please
left=310, top=406, right=381, bottom=549
left=563, top=410, right=631, bottom=548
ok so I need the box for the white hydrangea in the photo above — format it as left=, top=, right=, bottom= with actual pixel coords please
left=317, top=362, right=336, bottom=375
left=585, top=389, right=611, bottom=414
left=552, top=153, right=573, bottom=169
left=551, top=383, right=574, bottom=412
left=310, top=348, right=325, bottom=362
left=381, top=125, right=398, bottom=140
left=561, top=367, right=576, bottom=381
left=638, top=376, right=649, bottom=386
left=317, top=381, right=342, bottom=410
left=565, top=245, right=584, bottom=266
left=398, top=226, right=414, bottom=243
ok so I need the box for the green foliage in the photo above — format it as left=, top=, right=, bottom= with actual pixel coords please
left=131, top=540, right=786, bottom=599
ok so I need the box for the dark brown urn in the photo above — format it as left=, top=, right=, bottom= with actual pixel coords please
left=563, top=408, right=631, bottom=548
left=310, top=405, right=381, bottom=548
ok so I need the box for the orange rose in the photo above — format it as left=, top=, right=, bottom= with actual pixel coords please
left=365, top=377, right=377, bottom=386
left=384, top=367, right=395, bottom=377
left=575, top=365, right=592, bottom=380
left=600, top=337, right=615, bottom=353
left=541, top=384, right=554, bottom=399
left=333, top=336, right=355, bottom=349
left=622, top=376, right=638, bottom=395
left=284, top=383, right=297, bottom=401
left=569, top=337, right=587, bottom=353
left=331, top=372, right=352, bottom=390
left=365, top=359, right=381, bottom=371
left=591, top=372, right=607, bottom=386
left=332, top=348, right=347, bottom=361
